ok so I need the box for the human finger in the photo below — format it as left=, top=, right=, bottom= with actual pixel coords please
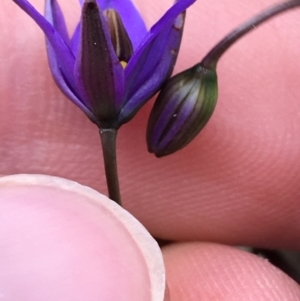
left=163, top=242, right=300, bottom=301
left=0, top=174, right=166, bottom=301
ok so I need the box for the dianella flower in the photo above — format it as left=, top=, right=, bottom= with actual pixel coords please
left=12, top=0, right=196, bottom=205
left=12, top=0, right=196, bottom=129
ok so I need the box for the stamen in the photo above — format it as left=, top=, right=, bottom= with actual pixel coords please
left=103, top=9, right=133, bottom=64
left=120, top=61, right=127, bottom=68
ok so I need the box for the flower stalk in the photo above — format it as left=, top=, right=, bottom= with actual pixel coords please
left=201, top=0, right=300, bottom=69
left=99, top=128, right=122, bottom=206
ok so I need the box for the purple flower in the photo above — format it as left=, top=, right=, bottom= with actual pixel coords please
left=12, top=0, right=196, bottom=129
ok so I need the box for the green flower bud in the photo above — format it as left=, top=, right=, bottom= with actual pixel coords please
left=147, top=63, right=218, bottom=157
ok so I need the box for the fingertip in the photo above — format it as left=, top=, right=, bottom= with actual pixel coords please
left=0, top=174, right=166, bottom=301
left=163, top=242, right=300, bottom=301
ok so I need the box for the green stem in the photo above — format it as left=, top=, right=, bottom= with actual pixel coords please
left=201, top=0, right=300, bottom=69
left=99, top=128, right=122, bottom=206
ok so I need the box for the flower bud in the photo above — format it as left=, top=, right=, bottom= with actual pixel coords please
left=147, top=64, right=218, bottom=157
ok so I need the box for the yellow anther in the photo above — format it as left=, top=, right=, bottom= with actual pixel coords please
left=120, top=61, right=127, bottom=68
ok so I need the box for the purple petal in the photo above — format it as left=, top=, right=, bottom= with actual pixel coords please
left=13, top=0, right=94, bottom=119
left=44, top=0, right=70, bottom=46
left=118, top=24, right=177, bottom=124
left=46, top=42, right=96, bottom=121
left=75, top=0, right=125, bottom=128
left=118, top=0, right=196, bottom=124
left=70, top=23, right=81, bottom=55
left=70, top=23, right=93, bottom=109
left=79, top=0, right=147, bottom=49
left=44, top=0, right=92, bottom=110
left=12, top=0, right=76, bottom=88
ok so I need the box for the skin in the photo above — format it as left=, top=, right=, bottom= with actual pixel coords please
left=1, top=0, right=300, bottom=299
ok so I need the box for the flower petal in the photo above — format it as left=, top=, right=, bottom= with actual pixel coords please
left=12, top=0, right=76, bottom=88
left=44, top=0, right=70, bottom=46
left=118, top=0, right=196, bottom=125
left=13, top=0, right=94, bottom=117
left=44, top=0, right=94, bottom=110
left=44, top=0, right=91, bottom=108
left=119, top=19, right=181, bottom=124
left=46, top=42, right=96, bottom=122
left=70, top=23, right=81, bottom=55
left=75, top=0, right=125, bottom=128
left=79, top=0, right=147, bottom=49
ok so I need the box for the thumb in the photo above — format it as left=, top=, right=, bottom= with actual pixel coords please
left=0, top=174, right=166, bottom=301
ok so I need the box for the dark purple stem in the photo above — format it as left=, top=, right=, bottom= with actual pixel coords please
left=99, top=128, right=122, bottom=206
left=201, top=0, right=300, bottom=69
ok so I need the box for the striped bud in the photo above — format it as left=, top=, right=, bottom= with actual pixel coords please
left=103, top=9, right=133, bottom=65
left=147, top=64, right=218, bottom=157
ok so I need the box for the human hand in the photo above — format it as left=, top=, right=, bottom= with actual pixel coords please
left=1, top=0, right=300, bottom=299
